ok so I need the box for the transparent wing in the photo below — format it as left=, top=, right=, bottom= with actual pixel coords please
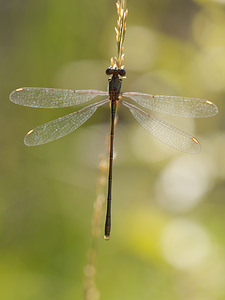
left=122, top=101, right=200, bottom=153
left=24, top=99, right=109, bottom=146
left=10, top=87, right=108, bottom=108
left=122, top=92, right=218, bottom=118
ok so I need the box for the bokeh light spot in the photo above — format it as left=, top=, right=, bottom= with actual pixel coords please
left=156, top=154, right=216, bottom=213
left=161, top=218, right=211, bottom=270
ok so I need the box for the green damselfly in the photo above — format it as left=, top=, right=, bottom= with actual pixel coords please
left=9, top=66, right=218, bottom=239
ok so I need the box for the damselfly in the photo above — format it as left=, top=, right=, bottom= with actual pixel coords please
left=9, top=67, right=218, bottom=239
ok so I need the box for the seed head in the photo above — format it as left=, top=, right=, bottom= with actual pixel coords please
left=111, top=1, right=128, bottom=69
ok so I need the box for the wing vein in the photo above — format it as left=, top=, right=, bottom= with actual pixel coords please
left=122, top=100, right=200, bottom=153
left=122, top=92, right=218, bottom=118
left=24, top=99, right=109, bottom=146
left=10, top=87, right=108, bottom=108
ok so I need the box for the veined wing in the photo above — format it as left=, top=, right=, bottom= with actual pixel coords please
left=24, top=99, right=109, bottom=146
left=10, top=87, right=108, bottom=108
left=122, top=101, right=200, bottom=153
left=122, top=92, right=218, bottom=118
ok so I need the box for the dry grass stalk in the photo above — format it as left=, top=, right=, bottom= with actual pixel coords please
left=111, top=0, right=128, bottom=69
left=83, top=156, right=108, bottom=300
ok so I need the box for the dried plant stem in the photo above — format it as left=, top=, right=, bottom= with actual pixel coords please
left=83, top=156, right=108, bottom=300
left=112, top=0, right=128, bottom=69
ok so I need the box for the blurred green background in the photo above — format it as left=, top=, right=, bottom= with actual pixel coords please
left=1, top=0, right=225, bottom=299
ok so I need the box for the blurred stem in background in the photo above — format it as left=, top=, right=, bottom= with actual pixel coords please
left=83, top=156, right=107, bottom=300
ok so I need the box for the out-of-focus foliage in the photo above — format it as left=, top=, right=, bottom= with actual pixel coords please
left=1, top=0, right=225, bottom=299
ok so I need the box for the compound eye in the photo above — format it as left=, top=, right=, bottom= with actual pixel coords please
left=106, top=68, right=113, bottom=75
left=119, top=69, right=126, bottom=76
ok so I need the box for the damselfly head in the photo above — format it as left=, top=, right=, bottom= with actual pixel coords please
left=106, top=67, right=126, bottom=77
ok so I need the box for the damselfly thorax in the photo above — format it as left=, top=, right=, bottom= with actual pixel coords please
left=106, top=67, right=126, bottom=101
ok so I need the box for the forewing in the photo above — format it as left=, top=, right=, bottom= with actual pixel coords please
left=122, top=92, right=218, bottom=118
left=122, top=101, right=200, bottom=153
left=10, top=87, right=108, bottom=108
left=24, top=99, right=109, bottom=146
